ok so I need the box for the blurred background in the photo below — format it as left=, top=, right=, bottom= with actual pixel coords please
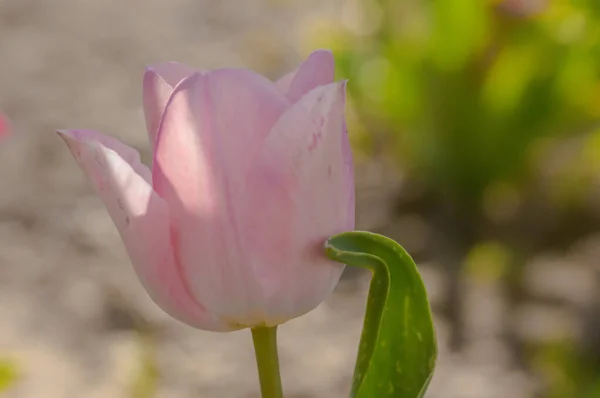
left=0, top=0, right=599, bottom=397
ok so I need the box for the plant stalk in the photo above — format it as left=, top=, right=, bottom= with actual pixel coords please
left=251, top=326, right=283, bottom=398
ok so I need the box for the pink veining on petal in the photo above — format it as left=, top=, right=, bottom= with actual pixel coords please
left=243, top=81, right=353, bottom=324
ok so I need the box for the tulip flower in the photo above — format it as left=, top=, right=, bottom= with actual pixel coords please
left=58, top=49, right=355, bottom=332
left=57, top=51, right=440, bottom=398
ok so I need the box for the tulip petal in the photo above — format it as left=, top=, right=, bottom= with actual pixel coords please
left=153, top=72, right=288, bottom=326
left=143, top=62, right=197, bottom=150
left=206, top=68, right=290, bottom=175
left=246, top=82, right=354, bottom=323
left=275, top=49, right=335, bottom=103
left=274, top=71, right=295, bottom=95
left=58, top=129, right=231, bottom=331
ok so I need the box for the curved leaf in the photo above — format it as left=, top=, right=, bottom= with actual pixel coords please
left=324, top=231, right=437, bottom=398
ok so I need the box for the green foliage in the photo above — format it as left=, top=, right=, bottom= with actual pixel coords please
left=0, top=358, right=19, bottom=392
left=530, top=340, right=600, bottom=398
left=311, top=0, right=600, bottom=203
left=325, top=231, right=436, bottom=398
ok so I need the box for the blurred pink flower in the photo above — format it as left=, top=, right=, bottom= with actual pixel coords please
left=58, top=50, right=355, bottom=331
left=0, top=113, right=10, bottom=141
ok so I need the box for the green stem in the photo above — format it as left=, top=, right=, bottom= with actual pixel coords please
left=251, top=326, right=283, bottom=398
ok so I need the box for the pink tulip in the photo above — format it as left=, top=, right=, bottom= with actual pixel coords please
left=58, top=50, right=355, bottom=331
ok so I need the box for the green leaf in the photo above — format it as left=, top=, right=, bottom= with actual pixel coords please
left=324, top=231, right=437, bottom=398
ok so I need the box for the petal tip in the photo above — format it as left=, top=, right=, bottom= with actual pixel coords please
left=143, top=64, right=166, bottom=81
left=56, top=129, right=89, bottom=160
left=154, top=71, right=206, bottom=122
left=309, top=48, right=333, bottom=57
left=56, top=129, right=92, bottom=143
left=56, top=129, right=77, bottom=142
left=323, top=80, right=347, bottom=100
left=143, top=62, right=202, bottom=93
left=144, top=61, right=176, bottom=73
left=143, top=64, right=157, bottom=74
left=283, top=49, right=336, bottom=102
left=340, top=80, right=348, bottom=98
left=307, top=49, right=335, bottom=68
left=173, top=70, right=205, bottom=92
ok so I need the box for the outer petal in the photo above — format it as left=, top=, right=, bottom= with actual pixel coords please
left=275, top=49, right=335, bottom=103
left=58, top=129, right=231, bottom=331
left=245, top=82, right=354, bottom=324
left=152, top=71, right=288, bottom=326
left=143, top=62, right=197, bottom=149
